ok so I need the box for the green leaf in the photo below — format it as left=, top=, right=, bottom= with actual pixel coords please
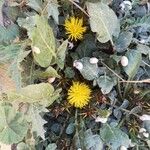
left=8, top=61, right=22, bottom=90
left=137, top=44, right=150, bottom=59
left=123, top=50, right=142, bottom=78
left=75, top=57, right=100, bottom=80
left=0, top=0, right=4, bottom=26
left=7, top=83, right=54, bottom=103
left=97, top=76, right=117, bottom=94
left=0, top=104, right=28, bottom=144
left=17, top=16, right=36, bottom=38
left=17, top=142, right=30, bottom=150
left=0, top=42, right=30, bottom=90
left=86, top=2, right=120, bottom=43
left=56, top=39, right=68, bottom=69
left=64, top=67, right=75, bottom=79
left=27, top=105, right=47, bottom=139
left=100, top=124, right=131, bottom=150
left=115, top=31, right=133, bottom=53
left=7, top=83, right=60, bottom=106
left=75, top=34, right=97, bottom=59
left=0, top=24, right=19, bottom=44
left=0, top=44, right=21, bottom=63
left=31, top=15, right=56, bottom=67
left=84, top=129, right=103, bottom=150
left=27, top=0, right=43, bottom=13
left=47, top=0, right=59, bottom=24
left=46, top=143, right=57, bottom=150
left=36, top=66, right=60, bottom=79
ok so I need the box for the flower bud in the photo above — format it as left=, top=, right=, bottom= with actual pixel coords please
left=95, top=116, right=107, bottom=123
left=90, top=57, right=99, bottom=64
left=73, top=60, right=83, bottom=70
left=139, top=128, right=146, bottom=133
left=140, top=114, right=150, bottom=121
left=120, top=145, right=127, bottom=150
left=32, top=46, right=41, bottom=54
left=143, top=132, right=149, bottom=138
left=121, top=56, right=128, bottom=67
left=48, top=77, right=56, bottom=83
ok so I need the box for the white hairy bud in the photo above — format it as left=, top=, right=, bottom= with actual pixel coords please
left=73, top=60, right=83, bottom=70
left=143, top=132, right=149, bottom=138
left=48, top=77, right=56, bottom=83
left=139, top=128, right=146, bottom=133
left=140, top=114, right=150, bottom=121
left=121, top=56, right=128, bottom=67
left=120, top=145, right=127, bottom=150
left=95, top=116, right=108, bottom=123
left=32, top=46, right=41, bottom=54
left=89, top=57, right=99, bottom=64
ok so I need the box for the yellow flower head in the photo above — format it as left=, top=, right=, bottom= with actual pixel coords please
left=64, top=17, right=86, bottom=41
left=67, top=82, right=91, bottom=108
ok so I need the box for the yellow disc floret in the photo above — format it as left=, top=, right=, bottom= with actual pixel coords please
left=67, top=82, right=91, bottom=108
left=64, top=17, right=86, bottom=41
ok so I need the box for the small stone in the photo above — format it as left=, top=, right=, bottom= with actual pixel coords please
left=140, top=114, right=150, bottom=121
left=95, top=116, right=107, bottom=123
left=143, top=132, right=149, bottom=138
left=120, top=145, right=127, bottom=150
left=48, top=77, right=55, bottom=83
left=73, top=60, right=83, bottom=70
left=121, top=56, right=128, bottom=67
left=32, top=46, right=41, bottom=54
left=89, top=57, right=98, bottom=64
left=139, top=128, right=146, bottom=133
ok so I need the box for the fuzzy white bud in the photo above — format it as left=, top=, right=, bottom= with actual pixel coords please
left=73, top=60, right=83, bottom=70
left=120, top=1, right=132, bottom=11
left=139, top=39, right=146, bottom=44
left=120, top=145, right=127, bottom=150
left=143, top=132, right=149, bottom=138
left=89, top=57, right=99, bottom=64
left=140, top=114, right=150, bottom=121
left=123, top=1, right=132, bottom=9
left=95, top=116, right=107, bottom=123
left=139, top=128, right=146, bottom=133
left=48, top=77, right=56, bottom=83
left=121, top=56, right=128, bottom=67
left=32, top=46, right=41, bottom=54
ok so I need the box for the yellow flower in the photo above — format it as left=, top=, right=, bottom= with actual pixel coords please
left=67, top=82, right=91, bottom=108
left=64, top=17, right=86, bottom=41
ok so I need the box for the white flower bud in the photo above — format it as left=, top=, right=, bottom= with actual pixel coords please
left=89, top=57, right=99, bottom=64
left=143, top=132, right=149, bottom=138
left=120, top=145, right=127, bottom=150
left=95, top=116, right=107, bottom=123
left=32, top=46, right=41, bottom=54
left=73, top=60, right=83, bottom=70
left=123, top=1, right=132, bottom=9
left=139, top=128, right=146, bottom=133
left=139, top=39, right=146, bottom=44
left=140, top=114, right=150, bottom=121
left=120, top=1, right=132, bottom=11
left=48, top=77, right=55, bottom=83
left=121, top=56, right=128, bottom=67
